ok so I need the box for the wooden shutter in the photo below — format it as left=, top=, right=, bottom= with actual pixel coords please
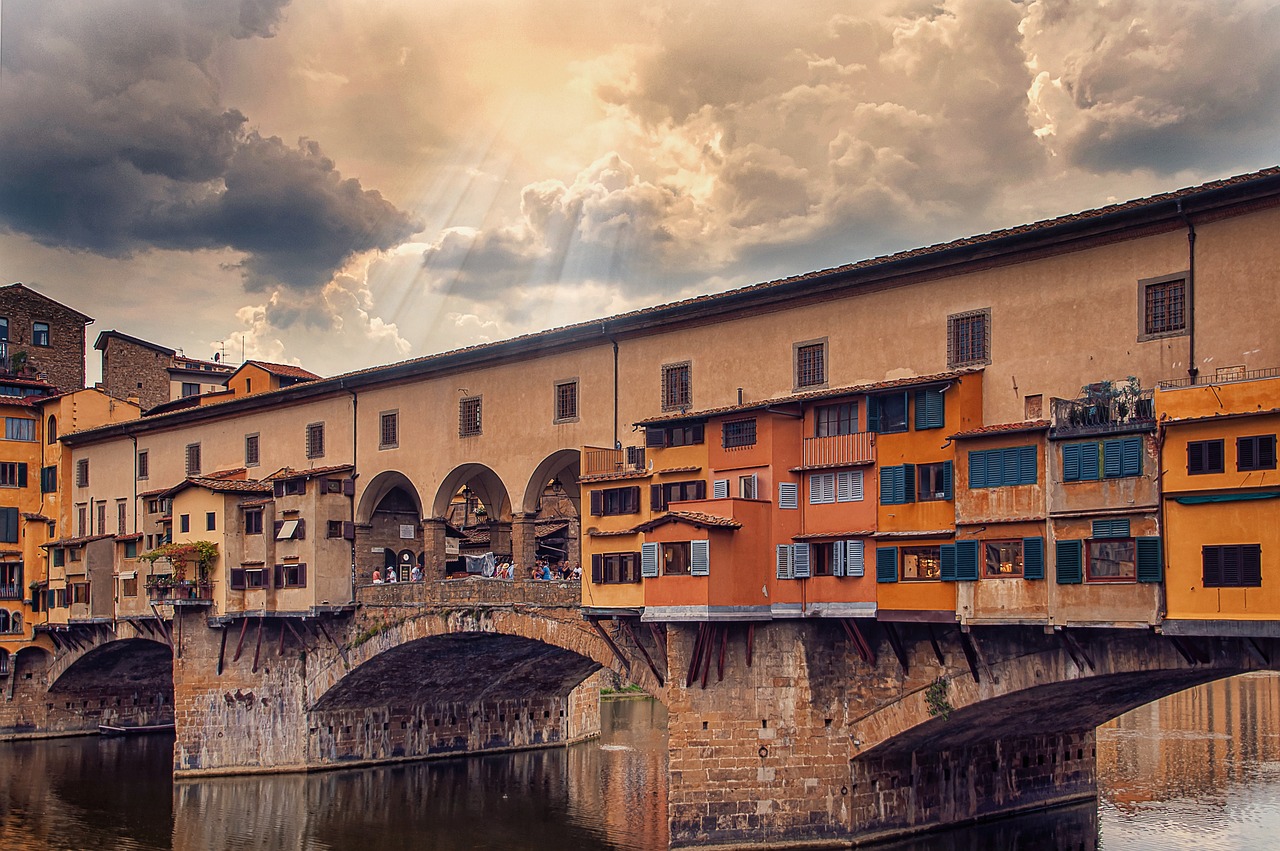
left=651, top=485, right=665, bottom=511
left=914, top=387, right=945, bottom=430
left=1062, top=444, right=1081, bottom=482
left=778, top=482, right=799, bottom=510
left=274, top=481, right=285, bottom=498
left=273, top=565, right=284, bottom=588
left=343, top=478, right=356, bottom=496
left=875, top=546, right=898, bottom=583
left=297, top=564, right=308, bottom=588
left=1260, top=436, right=1278, bottom=469
left=1102, top=440, right=1122, bottom=478
left=342, top=521, right=355, bottom=540
left=640, top=543, right=660, bottom=578
left=1135, top=537, right=1162, bottom=583
left=230, top=569, right=246, bottom=590
left=939, top=543, right=957, bottom=581
left=845, top=540, right=865, bottom=577
left=776, top=544, right=793, bottom=580
left=902, top=463, right=916, bottom=502
left=956, top=540, right=980, bottom=581
left=1243, top=545, right=1263, bottom=585
left=837, top=470, right=863, bottom=502
left=589, top=490, right=603, bottom=516
left=1121, top=437, right=1143, bottom=477
left=941, top=461, right=953, bottom=500
left=646, top=427, right=666, bottom=448
left=16, top=463, right=27, bottom=488
left=969, top=450, right=988, bottom=489
left=1080, top=442, right=1100, bottom=480
left=713, top=479, right=729, bottom=499
left=746, top=473, right=758, bottom=499
left=624, top=487, right=641, bottom=513
left=693, top=480, right=706, bottom=500
left=1207, top=440, right=1224, bottom=472
left=1055, top=539, right=1083, bottom=584
left=1023, top=537, right=1045, bottom=580
left=1092, top=518, right=1130, bottom=539
left=792, top=543, right=811, bottom=578
left=866, top=395, right=881, bottom=434
left=591, top=554, right=603, bottom=583
left=690, top=540, right=710, bottom=576
left=833, top=543, right=846, bottom=577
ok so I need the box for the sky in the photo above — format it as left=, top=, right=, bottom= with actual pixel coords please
left=3, top=0, right=1280, bottom=381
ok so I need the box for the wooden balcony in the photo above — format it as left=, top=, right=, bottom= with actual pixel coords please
left=582, top=445, right=645, bottom=478
left=802, top=432, right=876, bottom=468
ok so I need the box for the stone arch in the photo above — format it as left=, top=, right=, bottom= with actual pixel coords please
left=432, top=463, right=512, bottom=523
left=356, top=470, right=424, bottom=525
left=522, top=450, right=581, bottom=515
left=851, top=632, right=1275, bottom=761
left=47, top=636, right=172, bottom=693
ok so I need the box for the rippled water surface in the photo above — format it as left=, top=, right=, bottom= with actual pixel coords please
left=2, top=676, right=1279, bottom=849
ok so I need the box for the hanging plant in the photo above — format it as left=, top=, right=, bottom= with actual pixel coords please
left=925, top=677, right=953, bottom=721
left=139, top=540, right=219, bottom=582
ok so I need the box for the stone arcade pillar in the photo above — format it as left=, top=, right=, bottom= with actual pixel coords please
left=421, top=517, right=449, bottom=579
left=510, top=513, right=538, bottom=580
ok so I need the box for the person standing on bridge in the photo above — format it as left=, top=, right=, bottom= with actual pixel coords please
left=372, top=569, right=383, bottom=584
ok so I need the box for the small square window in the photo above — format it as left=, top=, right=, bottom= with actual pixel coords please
left=661, top=362, right=692, bottom=412
left=662, top=542, right=692, bottom=576
left=1187, top=439, right=1224, bottom=475
left=459, top=397, right=482, bottom=437
left=32, top=322, right=49, bottom=347
left=243, top=509, right=263, bottom=536
left=794, top=340, right=827, bottom=389
left=379, top=411, right=399, bottom=449
left=722, top=418, right=757, bottom=448
left=180, top=514, right=190, bottom=533
left=947, top=309, right=991, bottom=368
left=1138, top=274, right=1188, bottom=340
left=554, top=381, right=578, bottom=423
left=206, top=512, right=216, bottom=532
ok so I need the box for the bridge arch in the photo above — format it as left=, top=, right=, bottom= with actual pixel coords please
left=47, top=636, right=172, bottom=693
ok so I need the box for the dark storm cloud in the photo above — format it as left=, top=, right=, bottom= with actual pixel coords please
left=0, top=0, right=420, bottom=293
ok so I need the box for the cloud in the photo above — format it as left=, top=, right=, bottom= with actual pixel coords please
left=0, top=0, right=420, bottom=292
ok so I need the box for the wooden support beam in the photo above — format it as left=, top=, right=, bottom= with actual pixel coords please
left=745, top=624, right=754, bottom=668
left=957, top=631, right=981, bottom=684
left=251, top=617, right=264, bottom=674
left=926, top=624, right=946, bottom=667
left=277, top=621, right=287, bottom=656
left=647, top=623, right=667, bottom=663
left=314, top=617, right=349, bottom=666
left=686, top=623, right=708, bottom=688
left=839, top=619, right=876, bottom=666
left=619, top=619, right=663, bottom=687
left=1169, top=635, right=1209, bottom=665
left=882, top=622, right=909, bottom=674
left=175, top=607, right=182, bottom=660
left=216, top=627, right=227, bottom=676
left=148, top=604, right=173, bottom=649
left=284, top=619, right=311, bottom=653
left=717, top=626, right=727, bottom=682
left=1059, top=629, right=1095, bottom=671
left=699, top=626, right=714, bottom=689
left=588, top=617, right=631, bottom=677
left=232, top=616, right=249, bottom=662
left=1246, top=637, right=1271, bottom=666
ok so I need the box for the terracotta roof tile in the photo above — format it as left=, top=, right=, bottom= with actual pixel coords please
left=949, top=420, right=1050, bottom=439
left=43, top=533, right=114, bottom=548
left=578, top=470, right=651, bottom=484
left=873, top=529, right=955, bottom=540
left=656, top=465, right=702, bottom=474
left=793, top=530, right=875, bottom=541
left=586, top=528, right=638, bottom=537
left=635, top=510, right=741, bottom=532
left=245, top=361, right=321, bottom=380
left=264, top=464, right=353, bottom=481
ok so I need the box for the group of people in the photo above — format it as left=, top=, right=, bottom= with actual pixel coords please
left=370, top=565, right=423, bottom=584
left=370, top=558, right=580, bottom=584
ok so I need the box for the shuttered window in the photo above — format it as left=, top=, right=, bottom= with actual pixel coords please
left=1238, top=435, right=1277, bottom=472
left=712, top=479, right=729, bottom=499
left=1202, top=544, right=1261, bottom=588
left=1102, top=437, right=1143, bottom=478
left=1135, top=537, right=1163, bottom=583
left=914, top=387, right=945, bottom=430
left=1023, top=537, right=1045, bottom=580
left=875, top=546, right=898, bottom=583
left=591, top=552, right=641, bottom=584
left=879, top=464, right=915, bottom=505
left=1062, top=442, right=1099, bottom=482
left=867, top=393, right=909, bottom=434
left=836, top=470, right=864, bottom=502
left=690, top=540, right=710, bottom=576
left=809, top=473, right=835, bottom=505
left=778, top=482, right=799, bottom=510
left=590, top=486, right=641, bottom=516
left=969, top=445, right=1037, bottom=488
left=843, top=540, right=865, bottom=577
left=1091, top=518, right=1131, bottom=539
left=792, top=543, right=811, bottom=578
left=1055, top=539, right=1083, bottom=584
left=917, top=462, right=952, bottom=501
left=1187, top=439, right=1224, bottom=475
left=0, top=507, right=17, bottom=544
left=776, top=545, right=794, bottom=579
left=640, top=543, right=660, bottom=578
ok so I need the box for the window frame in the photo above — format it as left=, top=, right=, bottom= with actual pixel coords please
left=245, top=433, right=260, bottom=467
left=814, top=401, right=857, bottom=437
left=5, top=417, right=35, bottom=442
left=1187, top=439, right=1225, bottom=475
left=661, top=361, right=692, bottom=412
left=136, top=450, right=149, bottom=480
left=721, top=417, right=757, bottom=449
left=1085, top=538, right=1137, bottom=583
left=593, top=552, right=641, bottom=585
left=243, top=508, right=264, bottom=536
left=900, top=546, right=942, bottom=582
left=185, top=442, right=201, bottom=477
left=982, top=540, right=1024, bottom=578
left=305, top=422, right=326, bottom=459
left=31, top=321, right=50, bottom=347
left=793, top=338, right=828, bottom=390
left=379, top=410, right=399, bottom=449
left=947, top=308, right=991, bottom=368
left=1202, top=544, right=1262, bottom=588
left=1137, top=272, right=1188, bottom=341
left=553, top=380, right=578, bottom=424
left=459, top=396, right=482, bottom=437
left=1237, top=435, right=1277, bottom=472
left=662, top=541, right=692, bottom=576
left=75, top=458, right=89, bottom=488
left=917, top=462, right=952, bottom=502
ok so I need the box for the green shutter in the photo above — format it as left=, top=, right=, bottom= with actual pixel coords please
left=914, top=388, right=945, bottom=430
left=1136, top=536, right=1163, bottom=583
left=1092, top=518, right=1131, bottom=539
left=902, top=463, right=916, bottom=502
left=1056, top=539, right=1083, bottom=584
left=940, top=543, right=957, bottom=581
left=876, top=547, right=899, bottom=583
left=969, top=450, right=988, bottom=489
left=1023, top=537, right=1045, bottom=580
left=1122, top=437, right=1143, bottom=477
left=941, top=461, right=953, bottom=500
left=1018, top=445, right=1038, bottom=485
left=17, top=463, right=27, bottom=488
left=1002, top=448, right=1019, bottom=486
left=866, top=396, right=881, bottom=434
left=956, top=540, right=980, bottom=581
left=1063, top=444, right=1081, bottom=482
left=1080, top=442, right=1100, bottom=481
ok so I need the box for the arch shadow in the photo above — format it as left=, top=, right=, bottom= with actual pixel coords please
left=357, top=470, right=424, bottom=525
left=433, top=463, right=512, bottom=523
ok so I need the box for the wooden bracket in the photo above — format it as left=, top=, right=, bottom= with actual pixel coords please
left=839, top=619, right=876, bottom=666
left=1059, top=628, right=1095, bottom=672
left=957, top=630, right=981, bottom=684
left=588, top=617, right=631, bottom=678
left=882, top=622, right=909, bottom=674
left=619, top=618, right=663, bottom=687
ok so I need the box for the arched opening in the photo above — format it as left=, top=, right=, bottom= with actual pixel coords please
left=47, top=639, right=174, bottom=730
left=0, top=608, right=18, bottom=634
left=433, top=465, right=512, bottom=577
left=0, top=647, right=8, bottom=676
left=46, top=415, right=57, bottom=444
left=355, top=471, right=425, bottom=584
left=524, top=450, right=583, bottom=574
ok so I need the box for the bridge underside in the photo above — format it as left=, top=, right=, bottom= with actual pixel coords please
left=309, top=633, right=608, bottom=768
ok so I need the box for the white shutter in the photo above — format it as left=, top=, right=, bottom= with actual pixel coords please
left=741, top=473, right=758, bottom=500
left=809, top=473, right=836, bottom=504
left=713, top=479, right=729, bottom=499
left=844, top=540, right=865, bottom=577
left=778, top=482, right=799, bottom=510
left=837, top=470, right=864, bottom=502
left=641, top=542, right=660, bottom=578
left=793, top=543, right=811, bottom=578
left=776, top=544, right=793, bottom=579
left=691, top=539, right=710, bottom=576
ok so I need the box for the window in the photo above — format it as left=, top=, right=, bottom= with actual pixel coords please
left=554, top=381, right=578, bottom=423
left=275, top=519, right=305, bottom=540
left=32, top=322, right=49, bottom=347
left=948, top=308, right=990, bottom=368
left=206, top=512, right=216, bottom=532
left=46, top=415, right=56, bottom=444
left=880, top=464, right=916, bottom=505
left=653, top=479, right=706, bottom=510
left=661, top=362, right=692, bottom=411
left=241, top=567, right=269, bottom=589
left=917, top=462, right=953, bottom=501
left=53, top=548, right=65, bottom=568
left=76, top=505, right=86, bottom=536
left=662, top=542, right=691, bottom=575
left=181, top=382, right=200, bottom=398
left=0, top=508, right=17, bottom=544
left=75, top=458, right=88, bottom=487
left=137, top=450, right=149, bottom=480
left=1203, top=544, right=1262, bottom=588
left=274, top=478, right=306, bottom=497
left=592, top=552, right=641, bottom=584
left=185, top=443, right=201, bottom=476
left=868, top=393, right=908, bottom=434
left=901, top=547, right=941, bottom=581
left=379, top=411, right=399, bottom=449
left=1139, top=274, right=1187, bottom=339
left=590, top=486, right=641, bottom=516
left=0, top=318, right=7, bottom=340
left=117, top=502, right=126, bottom=534
left=722, top=418, right=757, bottom=448
left=914, top=387, right=946, bottom=430
left=69, top=583, right=89, bottom=605
left=244, top=509, right=263, bottom=535
left=1238, top=435, right=1277, bottom=472
left=95, top=502, right=105, bottom=535
left=739, top=474, right=758, bottom=499
left=1086, top=539, right=1136, bottom=582
left=459, top=396, right=482, bottom=437
left=969, top=446, right=1037, bottom=488
left=5, top=418, right=34, bottom=441
left=984, top=541, right=1024, bottom=578
left=123, top=540, right=137, bottom=559
left=40, top=465, right=56, bottom=493
left=1187, top=439, right=1224, bottom=475
left=646, top=423, right=705, bottom=448
left=0, top=462, right=25, bottom=488
left=245, top=434, right=260, bottom=467
left=810, top=473, right=835, bottom=505
left=794, top=340, right=827, bottom=389
left=1062, top=437, right=1143, bottom=481
left=179, top=514, right=190, bottom=533
left=815, top=402, right=857, bottom=437
left=778, top=481, right=799, bottom=510
left=122, top=576, right=137, bottom=597
left=275, top=563, right=307, bottom=588
left=306, top=422, right=325, bottom=459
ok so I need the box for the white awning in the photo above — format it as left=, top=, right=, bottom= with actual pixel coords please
left=276, top=519, right=299, bottom=540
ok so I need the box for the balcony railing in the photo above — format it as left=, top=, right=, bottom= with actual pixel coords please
left=1051, top=389, right=1155, bottom=437
left=1158, top=366, right=1280, bottom=389
left=582, top=446, right=644, bottom=477
left=802, top=432, right=876, bottom=468
left=0, top=583, right=21, bottom=600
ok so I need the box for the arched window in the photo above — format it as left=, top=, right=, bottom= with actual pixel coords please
left=0, top=609, right=10, bottom=633
left=47, top=415, right=57, bottom=444
left=11, top=611, right=20, bottom=633
left=0, top=649, right=9, bottom=675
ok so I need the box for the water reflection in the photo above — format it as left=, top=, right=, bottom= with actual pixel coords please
left=3, top=677, right=1280, bottom=850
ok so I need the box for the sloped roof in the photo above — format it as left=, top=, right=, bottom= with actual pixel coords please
left=264, top=464, right=353, bottom=481
left=1, top=282, right=93, bottom=322
left=162, top=477, right=272, bottom=497
left=949, top=420, right=1050, bottom=439
left=242, top=360, right=321, bottom=380
left=93, top=329, right=174, bottom=356
left=635, top=510, right=741, bottom=532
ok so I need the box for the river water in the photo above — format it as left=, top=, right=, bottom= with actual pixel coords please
left=2, top=674, right=1278, bottom=850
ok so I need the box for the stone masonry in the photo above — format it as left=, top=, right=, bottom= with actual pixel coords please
left=0, top=282, right=90, bottom=392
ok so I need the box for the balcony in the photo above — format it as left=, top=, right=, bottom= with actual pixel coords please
left=1051, top=381, right=1155, bottom=438
left=801, top=432, right=876, bottom=469
left=0, top=582, right=21, bottom=601
left=146, top=579, right=213, bottom=603
left=582, top=445, right=645, bottom=478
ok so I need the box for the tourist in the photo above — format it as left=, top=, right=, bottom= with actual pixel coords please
left=539, top=561, right=554, bottom=581
left=387, top=569, right=398, bottom=583
left=372, top=569, right=383, bottom=584
left=410, top=564, right=423, bottom=582
left=569, top=563, right=581, bottom=581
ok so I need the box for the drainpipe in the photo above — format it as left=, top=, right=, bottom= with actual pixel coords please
left=129, top=433, right=138, bottom=531
left=1177, top=200, right=1197, bottom=385
left=608, top=328, right=620, bottom=450
left=344, top=383, right=358, bottom=603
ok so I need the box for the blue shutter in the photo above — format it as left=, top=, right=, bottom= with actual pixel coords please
left=866, top=395, right=881, bottom=434
left=914, top=388, right=945, bottom=430
left=969, top=450, right=988, bottom=489
left=833, top=542, right=846, bottom=577
left=956, top=540, right=980, bottom=581
left=1062, top=444, right=1081, bottom=482
left=713, top=479, right=729, bottom=499
left=941, top=461, right=953, bottom=500
left=1102, top=440, right=1123, bottom=478
left=1136, top=537, right=1162, bottom=583
left=876, top=547, right=899, bottom=583
left=1122, top=437, right=1143, bottom=477
left=640, top=543, right=660, bottom=578
left=1002, top=448, right=1019, bottom=487
left=1018, top=445, right=1038, bottom=485
left=17, top=463, right=27, bottom=488
left=845, top=540, right=865, bottom=577
left=1080, top=442, right=1100, bottom=481
left=902, top=463, right=916, bottom=502
left=690, top=540, right=710, bottom=576
left=1055, top=539, right=1083, bottom=584
left=792, top=543, right=811, bottom=578
left=1092, top=518, right=1131, bottom=539
left=1023, top=537, right=1045, bottom=580
left=939, top=543, right=957, bottom=581
left=776, top=545, right=793, bottom=580
left=779, top=482, right=799, bottom=510
left=880, top=466, right=905, bottom=505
